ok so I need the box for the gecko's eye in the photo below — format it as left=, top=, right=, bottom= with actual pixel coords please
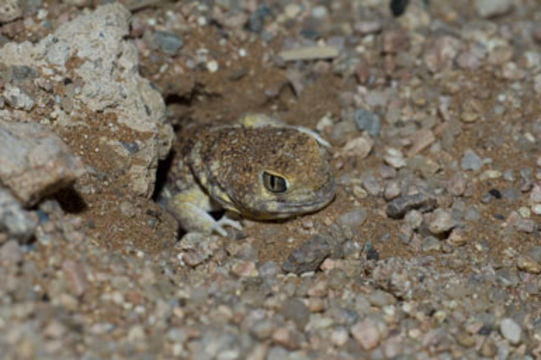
left=262, top=171, right=289, bottom=193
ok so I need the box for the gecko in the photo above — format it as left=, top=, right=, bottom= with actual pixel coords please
left=164, top=113, right=336, bottom=236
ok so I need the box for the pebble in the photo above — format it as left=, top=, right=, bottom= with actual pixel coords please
left=428, top=209, right=456, bottom=234
left=408, top=155, right=440, bottom=177
left=500, top=318, right=521, bottom=344
left=475, top=0, right=512, bottom=18
left=266, top=346, right=289, bottom=360
left=516, top=218, right=535, bottom=233
left=281, top=298, right=310, bottom=330
left=386, top=193, right=437, bottom=219
left=447, top=172, right=466, bottom=196
left=354, top=20, right=382, bottom=35
left=407, top=130, right=436, bottom=157
left=404, top=210, right=423, bottom=230
left=279, top=45, right=339, bottom=61
left=382, top=30, right=408, bottom=54
left=206, top=60, right=219, bottom=73
left=503, top=170, right=515, bottom=182
left=127, top=325, right=146, bottom=343
left=351, top=319, right=382, bottom=350
left=251, top=320, right=274, bottom=340
left=516, top=255, right=541, bottom=274
left=284, top=4, right=301, bottom=19
left=480, top=170, right=502, bottom=181
left=336, top=208, right=367, bottom=230
left=480, top=338, right=498, bottom=357
left=0, top=187, right=38, bottom=242
left=530, top=184, right=541, bottom=203
left=248, top=4, right=271, bottom=33
left=44, top=320, right=67, bottom=339
left=422, top=236, right=441, bottom=252
left=259, top=261, right=282, bottom=277
left=230, top=260, right=259, bottom=277
left=0, top=240, right=23, bottom=264
left=153, top=31, right=183, bottom=56
left=461, top=149, right=483, bottom=171
left=367, top=290, right=396, bottom=307
left=501, top=187, right=520, bottom=201
left=383, top=148, right=406, bottom=169
left=282, top=234, right=331, bottom=274
left=354, top=108, right=381, bottom=136
left=272, top=327, right=303, bottom=350
left=384, top=180, right=401, bottom=200
left=362, top=174, right=381, bottom=196
left=456, top=50, right=482, bottom=70
left=311, top=6, right=328, bottom=19
left=341, top=136, right=374, bottom=159
left=3, top=85, right=35, bottom=111
left=330, top=327, right=349, bottom=346
left=447, top=228, right=467, bottom=247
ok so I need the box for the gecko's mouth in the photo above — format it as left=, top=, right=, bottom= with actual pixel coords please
left=246, top=176, right=336, bottom=219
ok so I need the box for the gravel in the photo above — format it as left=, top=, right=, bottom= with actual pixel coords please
left=2, top=1, right=541, bottom=359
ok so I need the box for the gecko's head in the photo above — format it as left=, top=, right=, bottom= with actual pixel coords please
left=225, top=127, right=336, bottom=219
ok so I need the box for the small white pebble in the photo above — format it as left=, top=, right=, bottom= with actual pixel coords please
left=532, top=204, right=541, bottom=215
left=238, top=48, right=247, bottom=57
left=500, top=318, right=521, bottom=345
left=524, top=132, right=535, bottom=143
left=480, top=170, right=501, bottom=180
left=197, top=16, right=207, bottom=26
left=206, top=60, right=219, bottom=73
left=284, top=3, right=301, bottom=18
left=37, top=9, right=48, bottom=20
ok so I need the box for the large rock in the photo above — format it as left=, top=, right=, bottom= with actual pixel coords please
left=0, top=119, right=85, bottom=205
left=0, top=3, right=174, bottom=197
left=0, top=0, right=22, bottom=23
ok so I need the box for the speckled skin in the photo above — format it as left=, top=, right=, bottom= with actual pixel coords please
left=166, top=116, right=335, bottom=235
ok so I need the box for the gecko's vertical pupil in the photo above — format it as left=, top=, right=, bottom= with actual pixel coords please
left=262, top=171, right=288, bottom=193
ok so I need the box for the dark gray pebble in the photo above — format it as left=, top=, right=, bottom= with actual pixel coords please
left=354, top=108, right=381, bottom=136
left=282, top=234, right=331, bottom=274
left=386, top=193, right=438, bottom=219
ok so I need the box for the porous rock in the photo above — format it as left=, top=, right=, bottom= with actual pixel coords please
left=0, top=119, right=85, bottom=205
left=0, top=3, right=174, bottom=197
